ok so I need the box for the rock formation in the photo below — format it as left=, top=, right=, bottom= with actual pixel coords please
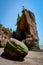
left=4, top=38, right=28, bottom=59
left=0, top=25, right=12, bottom=47
left=14, top=8, right=39, bottom=49
left=0, top=8, right=39, bottom=49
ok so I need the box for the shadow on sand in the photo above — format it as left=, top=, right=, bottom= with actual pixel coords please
left=0, top=52, right=24, bottom=62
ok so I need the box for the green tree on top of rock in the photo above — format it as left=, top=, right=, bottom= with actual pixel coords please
left=16, top=14, right=21, bottom=27
left=0, top=24, right=3, bottom=27
left=10, top=28, right=12, bottom=31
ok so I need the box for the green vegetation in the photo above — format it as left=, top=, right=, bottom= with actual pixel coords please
left=4, top=27, right=9, bottom=30
left=10, top=28, right=12, bottom=31
left=0, top=24, right=12, bottom=31
left=0, top=24, right=3, bottom=27
left=16, top=14, right=21, bottom=26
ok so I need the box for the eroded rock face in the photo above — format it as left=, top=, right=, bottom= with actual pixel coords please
left=4, top=38, right=28, bottom=59
left=0, top=27, right=12, bottom=47
left=15, top=9, right=39, bottom=49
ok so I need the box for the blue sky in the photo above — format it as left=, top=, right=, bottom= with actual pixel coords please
left=0, top=0, right=43, bottom=45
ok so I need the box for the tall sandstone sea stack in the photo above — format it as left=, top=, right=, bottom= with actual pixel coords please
left=14, top=8, right=39, bottom=49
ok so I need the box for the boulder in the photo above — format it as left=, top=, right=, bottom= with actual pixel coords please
left=4, top=38, right=28, bottom=59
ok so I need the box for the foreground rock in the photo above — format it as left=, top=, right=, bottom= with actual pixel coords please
left=4, top=38, right=28, bottom=59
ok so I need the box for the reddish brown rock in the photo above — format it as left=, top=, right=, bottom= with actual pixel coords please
left=16, top=8, right=39, bottom=49
left=0, top=27, right=12, bottom=47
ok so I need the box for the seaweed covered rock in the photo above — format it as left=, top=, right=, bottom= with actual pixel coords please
left=4, top=38, right=28, bottom=59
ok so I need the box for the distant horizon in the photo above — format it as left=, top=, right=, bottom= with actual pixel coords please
left=0, top=0, right=43, bottom=45
left=40, top=45, right=43, bottom=50
left=39, top=44, right=43, bottom=46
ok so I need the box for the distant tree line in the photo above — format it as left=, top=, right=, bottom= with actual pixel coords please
left=0, top=24, right=12, bottom=31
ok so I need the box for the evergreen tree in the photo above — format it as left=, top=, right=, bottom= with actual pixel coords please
left=10, top=28, right=12, bottom=31
left=0, top=24, right=3, bottom=27
left=16, top=14, right=21, bottom=26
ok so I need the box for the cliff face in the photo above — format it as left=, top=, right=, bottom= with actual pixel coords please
left=0, top=27, right=12, bottom=47
left=15, top=9, right=39, bottom=49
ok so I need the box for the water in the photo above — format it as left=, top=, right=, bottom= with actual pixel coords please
left=40, top=45, right=43, bottom=50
